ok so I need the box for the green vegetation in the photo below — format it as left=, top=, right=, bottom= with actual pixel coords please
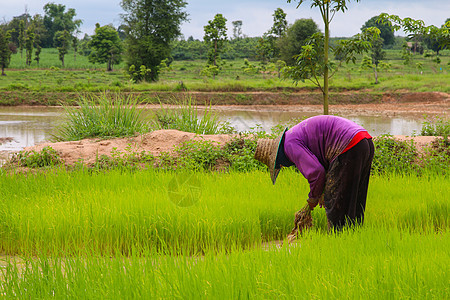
left=52, top=93, right=149, bottom=141
left=155, top=97, right=234, bottom=135
left=0, top=169, right=448, bottom=297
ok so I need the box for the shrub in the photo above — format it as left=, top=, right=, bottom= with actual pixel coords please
left=372, top=135, right=418, bottom=175
left=10, top=146, right=62, bottom=168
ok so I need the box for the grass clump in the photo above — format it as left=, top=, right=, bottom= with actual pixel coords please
left=154, top=96, right=235, bottom=134
left=52, top=93, right=149, bottom=141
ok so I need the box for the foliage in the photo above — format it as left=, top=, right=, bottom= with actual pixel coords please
left=361, top=15, right=395, bottom=47
left=378, top=14, right=450, bottom=50
left=54, top=30, right=71, bottom=67
left=154, top=96, right=235, bottom=135
left=278, top=18, right=320, bottom=66
left=52, top=93, right=149, bottom=141
left=231, top=20, right=243, bottom=40
left=88, top=23, right=123, bottom=71
left=10, top=146, right=62, bottom=167
left=0, top=29, right=12, bottom=76
left=372, top=135, right=418, bottom=175
left=204, top=13, right=228, bottom=77
left=120, top=0, right=188, bottom=82
left=421, top=116, right=450, bottom=138
left=286, top=0, right=371, bottom=115
left=42, top=2, right=82, bottom=48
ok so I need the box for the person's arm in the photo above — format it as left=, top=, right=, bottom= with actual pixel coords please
left=284, top=141, right=326, bottom=208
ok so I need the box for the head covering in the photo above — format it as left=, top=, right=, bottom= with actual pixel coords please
left=254, top=128, right=290, bottom=185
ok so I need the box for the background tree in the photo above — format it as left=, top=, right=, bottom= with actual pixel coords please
left=120, top=0, right=188, bottom=82
left=88, top=23, right=123, bottom=71
left=0, top=29, right=12, bottom=75
left=286, top=0, right=366, bottom=115
left=24, top=25, right=35, bottom=66
left=361, top=15, right=395, bottom=48
left=18, top=20, right=25, bottom=58
left=360, top=37, right=386, bottom=84
left=54, top=30, right=71, bottom=67
left=270, top=8, right=288, bottom=38
left=32, top=14, right=45, bottom=66
left=232, top=20, right=243, bottom=40
left=204, top=13, right=228, bottom=75
left=278, top=18, right=320, bottom=65
left=43, top=3, right=82, bottom=48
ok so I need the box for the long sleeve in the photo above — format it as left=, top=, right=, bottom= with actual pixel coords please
left=284, top=139, right=326, bottom=199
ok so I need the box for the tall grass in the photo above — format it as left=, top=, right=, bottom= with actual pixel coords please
left=0, top=169, right=447, bottom=256
left=52, top=93, right=150, bottom=141
left=155, top=96, right=235, bottom=134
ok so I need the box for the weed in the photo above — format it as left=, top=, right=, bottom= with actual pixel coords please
left=10, top=146, right=62, bottom=168
left=372, top=135, right=418, bottom=175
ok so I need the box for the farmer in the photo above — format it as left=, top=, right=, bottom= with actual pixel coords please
left=254, top=115, right=374, bottom=231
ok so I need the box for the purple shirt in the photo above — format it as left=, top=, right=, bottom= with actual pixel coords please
left=283, top=115, right=367, bottom=200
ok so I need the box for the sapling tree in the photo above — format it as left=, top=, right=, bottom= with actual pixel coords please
left=88, top=23, right=123, bottom=71
left=283, top=28, right=379, bottom=112
left=360, top=37, right=385, bottom=84
left=24, top=25, right=35, bottom=66
left=204, top=13, right=228, bottom=78
left=18, top=20, right=25, bottom=58
left=286, top=0, right=377, bottom=115
left=0, top=29, right=12, bottom=76
left=54, top=30, right=71, bottom=67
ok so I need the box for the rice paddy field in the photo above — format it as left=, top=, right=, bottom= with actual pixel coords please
left=0, top=168, right=448, bottom=298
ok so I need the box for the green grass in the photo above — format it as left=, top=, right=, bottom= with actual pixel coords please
left=0, top=169, right=448, bottom=298
left=1, top=49, right=449, bottom=95
left=51, top=93, right=151, bottom=141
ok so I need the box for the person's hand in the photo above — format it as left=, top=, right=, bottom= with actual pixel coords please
left=318, top=194, right=325, bottom=208
left=307, top=197, right=319, bottom=210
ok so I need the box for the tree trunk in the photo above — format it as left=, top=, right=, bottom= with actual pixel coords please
left=322, top=4, right=330, bottom=115
left=1, top=66, right=6, bottom=76
left=108, top=58, right=112, bottom=72
left=373, top=67, right=378, bottom=84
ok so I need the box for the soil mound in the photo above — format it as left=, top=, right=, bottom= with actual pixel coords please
left=23, top=130, right=441, bottom=167
left=24, top=130, right=233, bottom=166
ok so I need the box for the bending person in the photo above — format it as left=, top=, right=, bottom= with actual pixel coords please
left=254, top=115, right=375, bottom=231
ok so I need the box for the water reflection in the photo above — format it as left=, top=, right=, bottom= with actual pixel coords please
left=0, top=106, right=431, bottom=155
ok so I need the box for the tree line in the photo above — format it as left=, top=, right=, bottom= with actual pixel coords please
left=1, top=1, right=448, bottom=95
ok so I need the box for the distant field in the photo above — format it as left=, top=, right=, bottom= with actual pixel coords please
left=1, top=48, right=449, bottom=95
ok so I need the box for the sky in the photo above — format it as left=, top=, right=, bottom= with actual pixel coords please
left=1, top=0, right=448, bottom=39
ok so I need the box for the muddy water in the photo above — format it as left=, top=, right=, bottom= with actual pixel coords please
left=0, top=106, right=430, bottom=160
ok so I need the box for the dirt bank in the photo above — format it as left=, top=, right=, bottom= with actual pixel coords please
left=0, top=90, right=448, bottom=109
left=23, top=129, right=441, bottom=167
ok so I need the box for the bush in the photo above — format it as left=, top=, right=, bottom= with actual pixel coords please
left=10, top=146, right=62, bottom=168
left=372, top=135, right=418, bottom=175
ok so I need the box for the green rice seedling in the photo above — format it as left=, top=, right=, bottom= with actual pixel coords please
left=0, top=168, right=448, bottom=256
left=1, top=227, right=448, bottom=298
left=52, top=93, right=150, bottom=141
